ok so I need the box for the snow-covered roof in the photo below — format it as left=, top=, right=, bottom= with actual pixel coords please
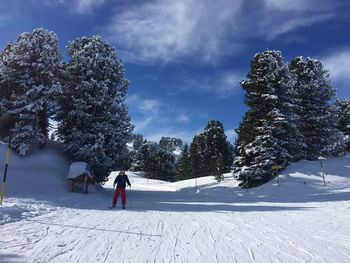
left=67, top=162, right=93, bottom=180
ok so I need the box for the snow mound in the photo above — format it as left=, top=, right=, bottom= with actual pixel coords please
left=0, top=141, right=70, bottom=197
left=67, top=162, right=93, bottom=180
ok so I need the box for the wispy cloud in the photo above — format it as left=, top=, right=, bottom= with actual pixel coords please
left=72, top=0, right=105, bottom=15
left=176, top=113, right=190, bottom=124
left=322, top=50, right=350, bottom=93
left=126, top=94, right=195, bottom=140
left=263, top=14, right=333, bottom=40
left=104, top=0, right=243, bottom=64
left=322, top=50, right=350, bottom=81
left=138, top=99, right=162, bottom=116
left=263, top=0, right=317, bottom=11
left=101, top=0, right=342, bottom=64
left=259, top=0, right=337, bottom=40
left=219, top=73, right=244, bottom=94
left=49, top=0, right=105, bottom=15
left=176, top=71, right=244, bottom=97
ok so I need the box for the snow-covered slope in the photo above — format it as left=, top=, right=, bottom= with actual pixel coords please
left=1, top=149, right=350, bottom=263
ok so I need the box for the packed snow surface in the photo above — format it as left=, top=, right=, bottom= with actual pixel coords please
left=1, top=142, right=350, bottom=262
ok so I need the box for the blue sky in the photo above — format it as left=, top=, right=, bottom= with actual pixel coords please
left=1, top=0, right=350, bottom=144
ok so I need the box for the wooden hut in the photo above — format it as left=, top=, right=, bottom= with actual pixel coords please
left=67, top=162, right=94, bottom=194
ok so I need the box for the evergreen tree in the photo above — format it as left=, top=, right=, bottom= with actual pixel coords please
left=234, top=50, right=299, bottom=187
left=204, top=120, right=233, bottom=181
left=0, top=28, right=61, bottom=154
left=189, top=120, right=233, bottom=181
left=56, top=36, right=133, bottom=182
left=189, top=132, right=209, bottom=179
left=335, top=99, right=350, bottom=152
left=289, top=57, right=343, bottom=159
left=132, top=141, right=157, bottom=172
left=153, top=149, right=176, bottom=181
left=176, top=144, right=191, bottom=180
left=132, top=134, right=144, bottom=150
left=132, top=141, right=176, bottom=181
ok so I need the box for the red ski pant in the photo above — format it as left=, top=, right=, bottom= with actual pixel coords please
left=112, top=188, right=126, bottom=205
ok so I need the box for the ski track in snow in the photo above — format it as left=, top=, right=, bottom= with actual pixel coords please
left=2, top=189, right=350, bottom=263
left=1, top=150, right=350, bottom=262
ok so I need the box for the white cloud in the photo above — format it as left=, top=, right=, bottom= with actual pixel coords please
left=225, top=129, right=237, bottom=143
left=126, top=94, right=195, bottom=140
left=138, top=99, right=162, bottom=115
left=218, top=73, right=244, bottom=93
left=132, top=117, right=154, bottom=133
left=53, top=0, right=105, bottom=15
left=176, top=71, right=243, bottom=97
left=101, top=0, right=339, bottom=64
left=263, top=0, right=315, bottom=11
left=73, top=0, right=105, bottom=14
left=104, top=0, right=243, bottom=63
left=322, top=50, right=350, bottom=95
left=126, top=95, right=162, bottom=116
left=176, top=113, right=190, bottom=124
left=265, top=14, right=333, bottom=40
left=322, top=50, right=350, bottom=83
left=260, top=0, right=336, bottom=40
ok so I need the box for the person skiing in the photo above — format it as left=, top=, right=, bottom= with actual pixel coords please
left=111, top=170, right=131, bottom=209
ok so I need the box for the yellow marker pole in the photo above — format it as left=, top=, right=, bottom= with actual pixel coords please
left=1, top=139, right=11, bottom=205
left=272, top=165, right=284, bottom=186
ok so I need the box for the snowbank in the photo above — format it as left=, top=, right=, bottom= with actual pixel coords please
left=0, top=141, right=69, bottom=197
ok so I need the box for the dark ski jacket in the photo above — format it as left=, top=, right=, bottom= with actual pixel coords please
left=113, top=174, right=131, bottom=189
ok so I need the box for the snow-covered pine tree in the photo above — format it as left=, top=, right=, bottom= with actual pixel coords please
left=131, top=141, right=176, bottom=180
left=56, top=36, right=133, bottom=182
left=234, top=50, right=299, bottom=187
left=132, top=134, right=144, bottom=151
left=189, top=131, right=209, bottom=179
left=132, top=141, right=157, bottom=172
left=289, top=57, right=344, bottom=159
left=154, top=149, right=176, bottom=181
left=0, top=28, right=61, bottom=154
left=176, top=144, right=191, bottom=180
left=189, top=120, right=232, bottom=181
left=203, top=120, right=233, bottom=181
left=334, top=99, right=350, bottom=152
left=0, top=53, right=11, bottom=139
left=335, top=100, right=350, bottom=134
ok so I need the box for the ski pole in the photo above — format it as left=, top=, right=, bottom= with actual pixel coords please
left=1, top=138, right=11, bottom=205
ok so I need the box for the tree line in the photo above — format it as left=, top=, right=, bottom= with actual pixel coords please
left=2, top=29, right=350, bottom=187
left=123, top=120, right=234, bottom=182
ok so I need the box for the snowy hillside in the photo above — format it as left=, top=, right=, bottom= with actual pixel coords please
left=1, top=145, right=350, bottom=262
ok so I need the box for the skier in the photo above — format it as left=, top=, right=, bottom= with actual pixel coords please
left=111, top=170, right=131, bottom=209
